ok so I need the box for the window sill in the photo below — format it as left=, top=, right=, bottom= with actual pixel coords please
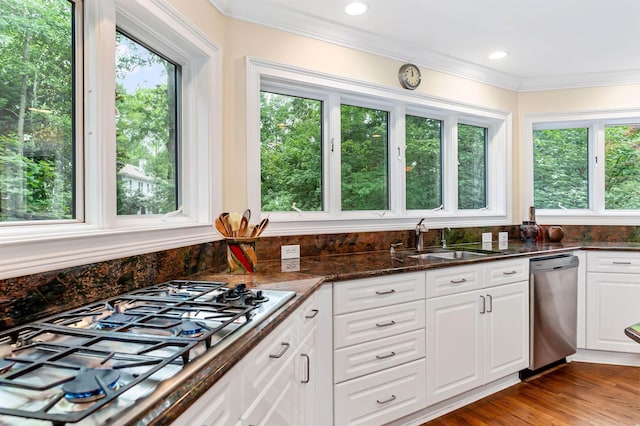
left=0, top=222, right=217, bottom=280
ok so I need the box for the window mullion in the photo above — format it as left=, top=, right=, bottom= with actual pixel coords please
left=592, top=123, right=606, bottom=213
left=390, top=105, right=405, bottom=214
left=442, top=116, right=458, bottom=214
left=84, top=0, right=118, bottom=228
left=327, top=93, right=342, bottom=216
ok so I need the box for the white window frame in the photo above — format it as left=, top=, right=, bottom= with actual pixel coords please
left=247, top=57, right=512, bottom=236
left=521, top=108, right=640, bottom=225
left=0, top=0, right=222, bottom=280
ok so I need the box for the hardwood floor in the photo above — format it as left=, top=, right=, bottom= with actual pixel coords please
left=424, top=362, right=640, bottom=426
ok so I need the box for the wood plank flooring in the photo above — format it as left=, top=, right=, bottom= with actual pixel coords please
left=424, top=362, right=640, bottom=426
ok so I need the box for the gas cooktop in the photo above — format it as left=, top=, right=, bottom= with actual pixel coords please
left=0, top=280, right=295, bottom=425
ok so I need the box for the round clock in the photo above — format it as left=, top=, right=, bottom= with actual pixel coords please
left=398, top=63, right=421, bottom=90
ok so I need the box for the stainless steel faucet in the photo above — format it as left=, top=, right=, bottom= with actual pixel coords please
left=415, top=218, right=427, bottom=251
left=441, top=227, right=451, bottom=248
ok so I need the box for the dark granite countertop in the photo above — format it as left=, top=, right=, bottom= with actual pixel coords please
left=137, top=240, right=640, bottom=425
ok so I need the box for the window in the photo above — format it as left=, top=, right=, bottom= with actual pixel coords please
left=533, top=128, right=589, bottom=209
left=405, top=115, right=442, bottom=210
left=605, top=124, right=640, bottom=209
left=250, top=59, right=510, bottom=234
left=260, top=91, right=323, bottom=212
left=524, top=112, right=640, bottom=223
left=0, top=0, right=75, bottom=222
left=115, top=31, right=179, bottom=216
left=458, top=124, right=487, bottom=209
left=0, top=0, right=221, bottom=279
left=341, top=104, right=389, bottom=211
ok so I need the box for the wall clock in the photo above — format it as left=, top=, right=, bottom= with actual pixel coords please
left=398, top=63, right=421, bottom=90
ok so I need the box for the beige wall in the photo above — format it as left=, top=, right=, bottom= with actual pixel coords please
left=171, top=2, right=640, bottom=222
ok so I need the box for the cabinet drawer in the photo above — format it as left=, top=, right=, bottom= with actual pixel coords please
left=484, top=258, right=529, bottom=287
left=334, top=300, right=425, bottom=349
left=333, top=272, right=426, bottom=315
left=334, top=358, right=426, bottom=426
left=587, top=251, right=640, bottom=273
left=297, top=290, right=320, bottom=340
left=426, top=264, right=482, bottom=298
left=334, top=329, right=425, bottom=383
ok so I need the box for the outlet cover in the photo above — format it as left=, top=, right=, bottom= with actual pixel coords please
left=498, top=232, right=509, bottom=242
left=281, top=244, right=300, bottom=259
left=482, top=232, right=492, bottom=243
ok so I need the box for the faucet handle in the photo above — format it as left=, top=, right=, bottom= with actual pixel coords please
left=389, top=242, right=403, bottom=255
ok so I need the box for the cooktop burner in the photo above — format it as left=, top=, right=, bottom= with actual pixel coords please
left=62, top=369, right=120, bottom=403
left=0, top=280, right=296, bottom=425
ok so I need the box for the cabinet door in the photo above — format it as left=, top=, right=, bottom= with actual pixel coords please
left=171, top=365, right=242, bottom=426
left=484, top=281, right=529, bottom=382
left=426, top=291, right=483, bottom=404
left=297, top=327, right=317, bottom=426
left=587, top=273, right=640, bottom=353
left=240, top=351, right=299, bottom=426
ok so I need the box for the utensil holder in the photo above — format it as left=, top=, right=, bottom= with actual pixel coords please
left=519, top=221, right=540, bottom=244
left=226, top=238, right=258, bottom=273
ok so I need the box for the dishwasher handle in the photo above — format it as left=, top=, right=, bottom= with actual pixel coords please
left=530, top=254, right=579, bottom=273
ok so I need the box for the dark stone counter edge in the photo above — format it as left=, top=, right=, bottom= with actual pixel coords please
left=135, top=242, right=637, bottom=425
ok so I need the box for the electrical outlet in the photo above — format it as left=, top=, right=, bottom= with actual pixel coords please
left=498, top=232, right=509, bottom=242
left=482, top=232, right=492, bottom=243
left=281, top=244, right=300, bottom=260
left=281, top=258, right=300, bottom=272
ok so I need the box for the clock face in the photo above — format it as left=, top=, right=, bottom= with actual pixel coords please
left=399, top=64, right=421, bottom=90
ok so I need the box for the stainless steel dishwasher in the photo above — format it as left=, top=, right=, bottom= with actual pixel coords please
left=526, top=254, right=579, bottom=373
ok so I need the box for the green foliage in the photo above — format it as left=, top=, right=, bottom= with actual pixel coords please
left=533, top=128, right=589, bottom=209
left=604, top=125, right=640, bottom=209
left=406, top=115, right=442, bottom=210
left=340, top=104, right=389, bottom=210
left=0, top=0, right=74, bottom=221
left=260, top=92, right=322, bottom=212
left=458, top=124, right=487, bottom=209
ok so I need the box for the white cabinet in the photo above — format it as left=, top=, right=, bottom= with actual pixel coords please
left=172, top=365, right=242, bottom=426
left=426, top=260, right=529, bottom=405
left=332, top=272, right=427, bottom=426
left=586, top=251, right=640, bottom=354
left=174, top=284, right=332, bottom=426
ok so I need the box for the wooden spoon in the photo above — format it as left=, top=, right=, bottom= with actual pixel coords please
left=214, top=218, right=228, bottom=237
left=239, top=216, right=249, bottom=238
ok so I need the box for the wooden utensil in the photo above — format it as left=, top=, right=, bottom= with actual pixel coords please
left=239, top=216, right=248, bottom=237
left=214, top=218, right=228, bottom=237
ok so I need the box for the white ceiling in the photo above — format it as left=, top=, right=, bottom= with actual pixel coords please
left=208, top=0, right=640, bottom=91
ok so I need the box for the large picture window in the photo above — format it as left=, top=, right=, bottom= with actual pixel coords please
left=252, top=60, right=510, bottom=233
left=525, top=113, right=640, bottom=223
left=0, top=0, right=221, bottom=279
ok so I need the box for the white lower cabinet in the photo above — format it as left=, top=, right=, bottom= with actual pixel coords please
left=334, top=359, right=426, bottom=426
left=332, top=272, right=427, bottom=426
left=586, top=272, right=640, bottom=353
left=172, top=365, right=242, bottom=426
left=426, top=281, right=529, bottom=404
left=173, top=284, right=332, bottom=426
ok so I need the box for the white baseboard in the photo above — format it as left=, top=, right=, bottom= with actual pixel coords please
left=388, top=374, right=520, bottom=426
left=570, top=348, right=640, bottom=367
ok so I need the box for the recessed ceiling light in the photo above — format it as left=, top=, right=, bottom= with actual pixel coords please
left=488, top=51, right=508, bottom=60
left=345, top=2, right=368, bottom=16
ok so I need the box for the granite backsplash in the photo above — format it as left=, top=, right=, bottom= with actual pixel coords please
left=2, top=224, right=639, bottom=331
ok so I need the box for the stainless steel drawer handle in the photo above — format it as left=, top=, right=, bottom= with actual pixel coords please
left=480, top=295, right=486, bottom=314
left=375, top=351, right=396, bottom=360
left=305, top=309, right=319, bottom=319
left=487, top=294, right=493, bottom=313
left=300, top=353, right=310, bottom=383
left=450, top=278, right=467, bottom=284
left=376, top=395, right=397, bottom=405
left=375, top=320, right=396, bottom=328
left=376, top=289, right=396, bottom=295
left=269, top=342, right=291, bottom=359
left=502, top=270, right=517, bottom=275
left=612, top=261, right=632, bottom=265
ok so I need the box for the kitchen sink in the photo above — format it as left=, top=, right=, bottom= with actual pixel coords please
left=409, top=250, right=488, bottom=260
